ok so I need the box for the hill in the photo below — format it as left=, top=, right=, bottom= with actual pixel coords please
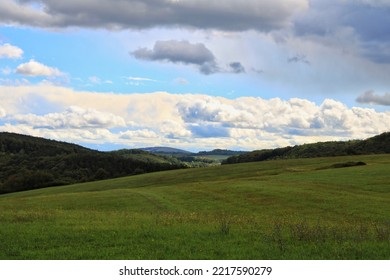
left=197, top=149, right=246, bottom=156
left=110, top=149, right=182, bottom=164
left=1, top=154, right=390, bottom=259
left=141, top=147, right=245, bottom=157
left=223, top=132, right=390, bottom=164
left=0, top=132, right=185, bottom=194
left=140, top=147, right=192, bottom=154
left=142, top=147, right=247, bottom=166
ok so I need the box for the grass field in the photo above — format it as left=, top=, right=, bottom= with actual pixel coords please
left=1, top=154, right=390, bottom=259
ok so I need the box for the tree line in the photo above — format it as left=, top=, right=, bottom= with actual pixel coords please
left=222, top=132, right=390, bottom=164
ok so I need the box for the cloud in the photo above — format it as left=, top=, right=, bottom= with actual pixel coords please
left=1, top=67, right=13, bottom=75
left=293, top=0, right=390, bottom=64
left=0, top=43, right=23, bottom=59
left=1, top=85, right=390, bottom=150
left=0, top=77, right=30, bottom=86
left=176, top=95, right=390, bottom=138
left=198, top=62, right=220, bottom=75
left=132, top=40, right=219, bottom=75
left=348, top=0, right=390, bottom=7
left=177, top=97, right=253, bottom=125
left=85, top=77, right=113, bottom=85
left=88, top=76, right=101, bottom=84
left=288, top=54, right=310, bottom=64
left=0, top=0, right=53, bottom=27
left=120, top=129, right=159, bottom=140
left=12, top=106, right=127, bottom=129
left=0, top=0, right=308, bottom=32
left=125, top=76, right=158, bottom=86
left=173, top=78, right=189, bottom=85
left=126, top=77, right=157, bottom=82
left=16, top=59, right=63, bottom=76
left=356, top=91, right=390, bottom=106
left=0, top=124, right=117, bottom=145
left=189, top=124, right=230, bottom=138
left=0, top=106, right=6, bottom=118
left=159, top=120, right=192, bottom=139
left=229, top=62, right=246, bottom=73
left=134, top=40, right=214, bottom=65
left=132, top=40, right=247, bottom=75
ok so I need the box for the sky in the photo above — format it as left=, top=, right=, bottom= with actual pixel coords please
left=1, top=0, right=390, bottom=152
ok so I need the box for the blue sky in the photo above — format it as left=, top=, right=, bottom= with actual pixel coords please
left=1, top=0, right=390, bottom=151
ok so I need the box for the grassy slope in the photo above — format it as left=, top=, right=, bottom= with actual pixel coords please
left=1, top=154, right=390, bottom=259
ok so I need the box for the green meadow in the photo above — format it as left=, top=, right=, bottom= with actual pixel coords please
left=1, top=154, right=390, bottom=259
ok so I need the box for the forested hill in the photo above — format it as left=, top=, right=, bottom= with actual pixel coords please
left=0, top=132, right=185, bottom=194
left=222, top=132, right=390, bottom=164
left=0, top=132, right=93, bottom=156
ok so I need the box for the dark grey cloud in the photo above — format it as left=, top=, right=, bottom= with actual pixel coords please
left=0, top=0, right=308, bottom=31
left=229, top=62, right=246, bottom=73
left=132, top=40, right=215, bottom=65
left=360, top=41, right=390, bottom=64
left=343, top=2, right=390, bottom=63
left=356, top=91, right=390, bottom=106
left=342, top=3, right=390, bottom=42
left=294, top=0, right=390, bottom=64
left=132, top=40, right=246, bottom=75
left=199, top=62, right=220, bottom=75
left=0, top=0, right=52, bottom=27
left=294, top=0, right=343, bottom=38
left=132, top=40, right=219, bottom=75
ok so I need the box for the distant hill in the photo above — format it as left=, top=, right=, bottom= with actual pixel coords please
left=0, top=132, right=186, bottom=194
left=140, top=147, right=192, bottom=154
left=197, top=149, right=246, bottom=156
left=223, top=132, right=390, bottom=164
left=140, top=147, right=246, bottom=157
left=141, top=147, right=247, bottom=166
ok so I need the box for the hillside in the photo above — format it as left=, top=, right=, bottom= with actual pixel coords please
left=109, top=149, right=183, bottom=165
left=0, top=131, right=93, bottom=156
left=0, top=132, right=185, bottom=194
left=223, top=132, right=390, bottom=164
left=1, top=154, right=390, bottom=259
left=2, top=131, right=389, bottom=194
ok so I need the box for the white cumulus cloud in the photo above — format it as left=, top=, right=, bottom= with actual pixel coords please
left=16, top=59, right=63, bottom=77
left=12, top=106, right=126, bottom=129
left=0, top=107, right=6, bottom=118
left=1, top=85, right=390, bottom=150
left=120, top=129, right=159, bottom=139
left=0, top=43, right=23, bottom=59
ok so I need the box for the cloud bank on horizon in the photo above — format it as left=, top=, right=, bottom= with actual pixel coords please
left=1, top=85, right=389, bottom=151
left=1, top=0, right=390, bottom=151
